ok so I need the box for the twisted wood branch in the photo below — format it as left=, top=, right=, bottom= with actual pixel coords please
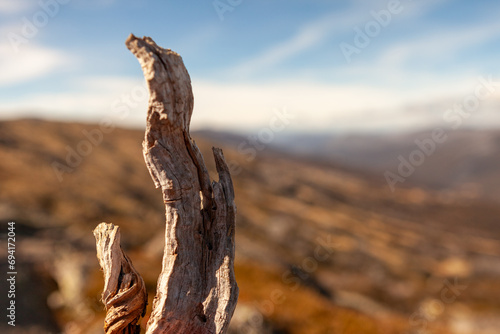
left=93, top=223, right=148, bottom=334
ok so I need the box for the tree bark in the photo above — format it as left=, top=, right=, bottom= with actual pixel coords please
left=123, top=34, right=239, bottom=334
left=93, top=223, right=148, bottom=334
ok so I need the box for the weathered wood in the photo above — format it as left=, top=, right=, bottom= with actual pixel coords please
left=93, top=223, right=148, bottom=334
left=124, top=34, right=238, bottom=333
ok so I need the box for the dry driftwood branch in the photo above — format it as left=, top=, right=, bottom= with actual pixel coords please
left=93, top=223, right=148, bottom=334
left=124, top=34, right=239, bottom=333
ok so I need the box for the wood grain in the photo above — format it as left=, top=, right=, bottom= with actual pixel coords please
left=124, top=34, right=238, bottom=334
left=93, top=223, right=147, bottom=334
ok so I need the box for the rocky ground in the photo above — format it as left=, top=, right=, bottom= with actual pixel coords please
left=0, top=119, right=499, bottom=333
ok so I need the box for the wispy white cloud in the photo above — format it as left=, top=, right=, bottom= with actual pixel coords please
left=0, top=7, right=76, bottom=86
left=2, top=0, right=499, bottom=134
left=2, top=74, right=500, bottom=133
left=190, top=78, right=448, bottom=131
left=229, top=0, right=445, bottom=77
left=0, top=0, right=36, bottom=14
left=0, top=76, right=147, bottom=126
left=0, top=43, right=71, bottom=86
left=379, top=19, right=500, bottom=67
left=76, top=76, right=146, bottom=94
left=229, top=11, right=360, bottom=76
left=0, top=75, right=437, bottom=130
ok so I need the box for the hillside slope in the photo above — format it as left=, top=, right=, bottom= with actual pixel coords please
left=271, top=129, right=500, bottom=202
left=1, top=119, right=499, bottom=333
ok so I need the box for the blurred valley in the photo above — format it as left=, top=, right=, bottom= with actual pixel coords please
left=270, top=129, right=500, bottom=203
left=1, top=119, right=500, bottom=334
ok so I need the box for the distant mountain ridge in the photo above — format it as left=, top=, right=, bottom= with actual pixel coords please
left=206, top=127, right=500, bottom=203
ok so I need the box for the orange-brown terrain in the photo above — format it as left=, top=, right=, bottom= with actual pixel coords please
left=0, top=119, right=499, bottom=333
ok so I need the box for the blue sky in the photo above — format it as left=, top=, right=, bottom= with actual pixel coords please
left=1, top=0, right=500, bottom=133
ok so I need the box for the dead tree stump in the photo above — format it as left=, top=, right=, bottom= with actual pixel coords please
left=94, top=34, right=238, bottom=334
